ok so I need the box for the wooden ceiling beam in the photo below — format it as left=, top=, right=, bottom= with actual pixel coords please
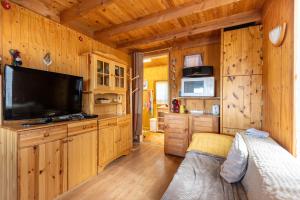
left=94, top=0, right=241, bottom=38
left=10, top=0, right=60, bottom=22
left=60, top=0, right=115, bottom=24
left=116, top=10, right=262, bottom=49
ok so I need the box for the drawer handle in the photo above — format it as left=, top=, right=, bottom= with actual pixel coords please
left=82, top=125, right=87, bottom=129
left=44, top=132, right=50, bottom=137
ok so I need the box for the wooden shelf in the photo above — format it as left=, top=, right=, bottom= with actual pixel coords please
left=177, top=96, right=220, bottom=100
left=95, top=102, right=122, bottom=106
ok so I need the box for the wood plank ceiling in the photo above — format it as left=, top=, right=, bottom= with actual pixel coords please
left=10, top=0, right=265, bottom=52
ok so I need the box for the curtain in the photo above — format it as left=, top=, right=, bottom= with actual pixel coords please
left=132, top=52, right=144, bottom=142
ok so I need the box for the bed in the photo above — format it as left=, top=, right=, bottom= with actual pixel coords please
left=161, top=133, right=247, bottom=200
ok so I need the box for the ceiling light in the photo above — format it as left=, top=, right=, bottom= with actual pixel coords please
left=143, top=58, right=152, bottom=63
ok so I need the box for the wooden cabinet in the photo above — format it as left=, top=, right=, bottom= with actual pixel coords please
left=221, top=25, right=263, bottom=135
left=118, top=117, right=132, bottom=154
left=189, top=115, right=219, bottom=142
left=67, top=120, right=98, bottom=189
left=98, top=118, right=117, bottom=171
left=164, top=113, right=189, bottom=157
left=84, top=52, right=128, bottom=94
left=18, top=126, right=68, bottom=200
left=1, top=117, right=132, bottom=200
left=98, top=116, right=132, bottom=172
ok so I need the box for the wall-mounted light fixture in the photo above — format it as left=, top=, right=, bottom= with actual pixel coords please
left=269, top=22, right=287, bottom=47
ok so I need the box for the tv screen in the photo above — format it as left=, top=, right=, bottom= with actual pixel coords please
left=3, top=65, right=83, bottom=120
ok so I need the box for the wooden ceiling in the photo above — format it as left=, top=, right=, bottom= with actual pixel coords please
left=10, top=0, right=265, bottom=52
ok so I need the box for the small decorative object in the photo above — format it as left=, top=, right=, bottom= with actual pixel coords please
left=1, top=0, right=11, bottom=10
left=9, top=49, right=22, bottom=66
left=171, top=98, right=180, bottom=113
left=143, top=80, right=148, bottom=90
left=184, top=54, right=203, bottom=68
left=171, top=57, right=177, bottom=89
left=269, top=22, right=287, bottom=47
left=43, top=52, right=52, bottom=70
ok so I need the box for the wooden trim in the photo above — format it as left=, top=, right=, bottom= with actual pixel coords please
left=60, top=0, right=114, bottom=24
left=220, top=29, right=224, bottom=133
left=116, top=10, right=262, bottom=49
left=81, top=51, right=128, bottom=66
left=94, top=0, right=241, bottom=38
left=10, top=0, right=60, bottom=22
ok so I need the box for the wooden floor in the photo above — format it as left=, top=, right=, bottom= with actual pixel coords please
left=59, top=143, right=182, bottom=200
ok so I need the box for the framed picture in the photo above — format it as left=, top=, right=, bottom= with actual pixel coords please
left=184, top=54, right=203, bottom=68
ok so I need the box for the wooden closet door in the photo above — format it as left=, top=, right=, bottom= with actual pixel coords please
left=222, top=76, right=251, bottom=130
left=223, top=25, right=263, bottom=76
left=19, top=140, right=67, bottom=200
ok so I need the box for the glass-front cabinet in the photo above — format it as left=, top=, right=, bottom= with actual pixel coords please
left=114, top=64, right=126, bottom=90
left=91, top=54, right=127, bottom=93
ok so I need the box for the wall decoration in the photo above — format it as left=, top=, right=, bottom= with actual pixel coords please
left=143, top=80, right=148, bottom=90
left=184, top=54, right=203, bottom=68
left=9, top=49, right=22, bottom=66
left=269, top=22, right=287, bottom=47
left=1, top=0, right=11, bottom=10
left=43, top=52, right=53, bottom=70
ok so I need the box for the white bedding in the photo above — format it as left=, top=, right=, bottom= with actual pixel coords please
left=241, top=134, right=300, bottom=200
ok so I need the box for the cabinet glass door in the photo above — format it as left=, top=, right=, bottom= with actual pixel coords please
left=114, top=65, right=125, bottom=88
left=97, top=60, right=110, bottom=87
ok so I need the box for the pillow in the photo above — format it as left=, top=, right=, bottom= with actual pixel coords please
left=220, top=133, right=248, bottom=183
left=187, top=133, right=234, bottom=158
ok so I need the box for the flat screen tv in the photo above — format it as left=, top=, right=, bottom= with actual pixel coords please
left=3, top=65, right=83, bottom=120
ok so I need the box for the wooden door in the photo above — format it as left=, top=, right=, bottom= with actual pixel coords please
left=113, top=63, right=127, bottom=92
left=98, top=126, right=115, bottom=169
left=93, top=56, right=113, bottom=91
left=223, top=25, right=263, bottom=76
left=68, top=131, right=97, bottom=189
left=19, top=140, right=67, bottom=200
left=222, top=75, right=262, bottom=133
left=114, top=126, right=122, bottom=157
left=118, top=120, right=131, bottom=153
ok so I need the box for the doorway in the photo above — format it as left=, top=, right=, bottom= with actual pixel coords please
left=142, top=53, right=169, bottom=146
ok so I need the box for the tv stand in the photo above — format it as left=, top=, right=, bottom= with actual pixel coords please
left=21, top=113, right=98, bottom=127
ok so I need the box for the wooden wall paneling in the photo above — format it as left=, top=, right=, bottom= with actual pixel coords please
left=169, top=43, right=221, bottom=100
left=0, top=129, right=18, bottom=200
left=262, top=0, right=295, bottom=154
left=0, top=3, right=129, bottom=80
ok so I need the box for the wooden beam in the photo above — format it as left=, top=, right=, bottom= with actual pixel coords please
left=116, top=10, right=262, bottom=49
left=60, top=0, right=115, bottom=24
left=10, top=0, right=60, bottom=22
left=174, top=36, right=220, bottom=49
left=94, top=0, right=240, bottom=38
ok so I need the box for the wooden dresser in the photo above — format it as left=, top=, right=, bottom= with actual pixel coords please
left=164, top=113, right=220, bottom=157
left=0, top=115, right=132, bottom=200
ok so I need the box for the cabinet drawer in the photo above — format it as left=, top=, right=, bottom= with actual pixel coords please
left=68, top=120, right=98, bottom=136
left=117, top=115, right=131, bottom=123
left=99, top=118, right=118, bottom=128
left=19, top=125, right=67, bottom=148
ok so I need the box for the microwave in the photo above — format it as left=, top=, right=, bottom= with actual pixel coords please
left=181, top=77, right=215, bottom=97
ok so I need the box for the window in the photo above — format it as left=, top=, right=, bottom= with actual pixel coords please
left=155, top=81, right=169, bottom=105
